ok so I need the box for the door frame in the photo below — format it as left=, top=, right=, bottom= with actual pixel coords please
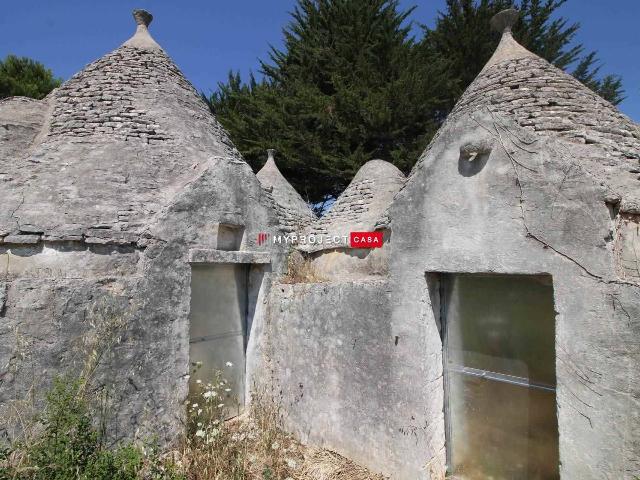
left=437, top=272, right=559, bottom=475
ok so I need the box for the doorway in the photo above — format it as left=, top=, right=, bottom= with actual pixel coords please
left=189, top=264, right=248, bottom=416
left=441, top=274, right=559, bottom=479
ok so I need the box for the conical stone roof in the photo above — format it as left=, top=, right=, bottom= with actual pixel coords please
left=449, top=8, right=640, bottom=212
left=452, top=9, right=640, bottom=161
left=256, top=150, right=315, bottom=233
left=300, top=159, right=405, bottom=252
left=0, top=10, right=246, bottom=244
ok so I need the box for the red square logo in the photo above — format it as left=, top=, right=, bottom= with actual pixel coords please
left=349, top=231, right=383, bottom=248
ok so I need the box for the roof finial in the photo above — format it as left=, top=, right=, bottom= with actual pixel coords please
left=133, top=9, right=153, bottom=28
left=267, top=149, right=276, bottom=161
left=491, top=8, right=519, bottom=34
left=123, top=9, right=161, bottom=50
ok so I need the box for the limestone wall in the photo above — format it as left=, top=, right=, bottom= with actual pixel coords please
left=388, top=109, right=640, bottom=479
left=266, top=280, right=443, bottom=478
left=0, top=160, right=285, bottom=443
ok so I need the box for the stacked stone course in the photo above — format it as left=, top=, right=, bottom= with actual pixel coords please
left=453, top=56, right=640, bottom=163
left=313, top=179, right=375, bottom=234
left=48, top=47, right=182, bottom=142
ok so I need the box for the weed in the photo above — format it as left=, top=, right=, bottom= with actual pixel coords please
left=281, top=251, right=325, bottom=284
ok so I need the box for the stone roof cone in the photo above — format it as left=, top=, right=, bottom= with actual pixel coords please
left=300, top=159, right=405, bottom=252
left=0, top=9, right=247, bottom=243
left=448, top=8, right=640, bottom=212
left=454, top=9, right=640, bottom=161
left=257, top=149, right=315, bottom=233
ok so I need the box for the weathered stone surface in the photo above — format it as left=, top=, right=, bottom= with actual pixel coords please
left=0, top=96, right=47, bottom=165
left=300, top=159, right=404, bottom=253
left=3, top=234, right=40, bottom=244
left=0, top=11, right=286, bottom=445
left=266, top=280, right=417, bottom=478
left=615, top=213, right=640, bottom=282
left=256, top=150, right=315, bottom=234
left=387, top=109, right=640, bottom=478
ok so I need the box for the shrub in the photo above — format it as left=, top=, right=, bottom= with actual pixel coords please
left=0, top=376, right=182, bottom=480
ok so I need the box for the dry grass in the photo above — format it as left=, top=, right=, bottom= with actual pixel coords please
left=280, top=251, right=326, bottom=284
left=176, top=415, right=386, bottom=480
left=300, top=449, right=386, bottom=480
left=177, top=373, right=384, bottom=480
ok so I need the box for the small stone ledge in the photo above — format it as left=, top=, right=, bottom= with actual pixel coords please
left=188, top=249, right=271, bottom=264
left=2, top=234, right=40, bottom=244
left=0, top=230, right=142, bottom=247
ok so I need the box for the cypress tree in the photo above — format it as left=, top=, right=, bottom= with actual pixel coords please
left=209, top=0, right=624, bottom=206
left=210, top=0, right=451, bottom=206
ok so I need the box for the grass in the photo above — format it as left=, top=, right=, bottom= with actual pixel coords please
left=280, top=251, right=326, bottom=284
left=0, top=303, right=385, bottom=479
left=0, top=369, right=385, bottom=480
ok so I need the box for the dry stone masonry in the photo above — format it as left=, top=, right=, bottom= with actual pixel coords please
left=1, top=7, right=639, bottom=480
left=454, top=56, right=640, bottom=163
left=48, top=48, right=176, bottom=142
left=256, top=149, right=315, bottom=234
left=301, top=159, right=404, bottom=252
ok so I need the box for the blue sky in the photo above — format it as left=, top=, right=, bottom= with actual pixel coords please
left=1, top=1, right=638, bottom=120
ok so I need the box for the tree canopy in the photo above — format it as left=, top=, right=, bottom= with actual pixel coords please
left=0, top=54, right=62, bottom=100
left=207, top=0, right=625, bottom=206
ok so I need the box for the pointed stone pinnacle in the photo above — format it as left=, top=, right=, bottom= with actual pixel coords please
left=491, top=8, right=520, bottom=34
left=133, top=9, right=153, bottom=28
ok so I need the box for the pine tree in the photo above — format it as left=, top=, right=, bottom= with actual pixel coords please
left=0, top=54, right=62, bottom=100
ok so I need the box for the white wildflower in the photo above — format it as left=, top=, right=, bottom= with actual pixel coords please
left=195, top=429, right=205, bottom=438
left=203, top=390, right=217, bottom=399
left=225, top=361, right=233, bottom=367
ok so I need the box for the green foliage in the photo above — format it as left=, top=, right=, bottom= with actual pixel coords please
left=0, top=54, right=61, bottom=100
left=209, top=0, right=451, bottom=205
left=208, top=0, right=624, bottom=204
left=0, top=376, right=182, bottom=480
